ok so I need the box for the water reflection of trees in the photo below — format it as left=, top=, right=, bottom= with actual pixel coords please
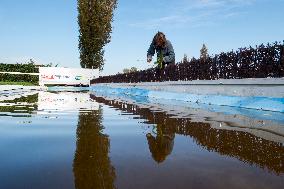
left=0, top=93, right=38, bottom=114
left=91, top=95, right=284, bottom=174
left=73, top=107, right=116, bottom=189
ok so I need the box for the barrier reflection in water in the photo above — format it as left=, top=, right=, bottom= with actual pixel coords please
left=91, top=95, right=284, bottom=175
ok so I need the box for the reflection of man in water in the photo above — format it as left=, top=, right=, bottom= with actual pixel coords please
left=146, top=123, right=175, bottom=163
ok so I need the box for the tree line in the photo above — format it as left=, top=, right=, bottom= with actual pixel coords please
left=92, top=41, right=284, bottom=83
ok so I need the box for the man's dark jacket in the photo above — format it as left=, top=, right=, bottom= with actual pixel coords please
left=147, top=40, right=175, bottom=64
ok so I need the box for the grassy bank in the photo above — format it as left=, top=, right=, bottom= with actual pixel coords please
left=0, top=81, right=37, bottom=86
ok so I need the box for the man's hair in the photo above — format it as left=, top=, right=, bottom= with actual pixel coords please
left=153, top=31, right=166, bottom=47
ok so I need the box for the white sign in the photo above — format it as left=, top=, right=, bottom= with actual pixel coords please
left=39, top=67, right=99, bottom=86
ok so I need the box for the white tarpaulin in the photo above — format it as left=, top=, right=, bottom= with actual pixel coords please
left=39, top=67, right=99, bottom=86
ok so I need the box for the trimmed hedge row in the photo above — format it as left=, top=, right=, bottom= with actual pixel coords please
left=0, top=73, right=38, bottom=84
left=92, top=41, right=284, bottom=83
left=0, top=63, right=39, bottom=84
left=0, top=63, right=38, bottom=73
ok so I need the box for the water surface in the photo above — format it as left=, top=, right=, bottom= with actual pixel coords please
left=0, top=91, right=283, bottom=189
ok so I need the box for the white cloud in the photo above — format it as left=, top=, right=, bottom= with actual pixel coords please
left=130, top=15, right=191, bottom=29
left=187, top=0, right=255, bottom=9
left=130, top=0, right=256, bottom=29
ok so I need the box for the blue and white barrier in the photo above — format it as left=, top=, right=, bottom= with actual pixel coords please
left=90, top=85, right=284, bottom=113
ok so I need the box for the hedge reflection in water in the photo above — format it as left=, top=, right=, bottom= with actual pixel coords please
left=0, top=93, right=38, bottom=116
left=73, top=107, right=116, bottom=189
left=91, top=95, right=284, bottom=175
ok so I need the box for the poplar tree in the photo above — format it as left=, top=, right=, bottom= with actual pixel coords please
left=183, top=54, right=189, bottom=63
left=78, top=0, right=117, bottom=70
left=200, top=44, right=209, bottom=61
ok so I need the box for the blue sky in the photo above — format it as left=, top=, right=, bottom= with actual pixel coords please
left=0, top=0, right=283, bottom=75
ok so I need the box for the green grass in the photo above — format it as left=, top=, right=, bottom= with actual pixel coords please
left=0, top=81, right=38, bottom=86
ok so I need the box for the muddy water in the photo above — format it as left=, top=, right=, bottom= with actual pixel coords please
left=0, top=91, right=283, bottom=189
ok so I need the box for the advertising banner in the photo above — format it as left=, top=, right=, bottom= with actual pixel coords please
left=39, top=67, right=99, bottom=86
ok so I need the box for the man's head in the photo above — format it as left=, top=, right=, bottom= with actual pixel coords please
left=154, top=32, right=166, bottom=48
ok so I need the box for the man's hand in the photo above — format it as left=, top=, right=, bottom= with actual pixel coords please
left=147, top=55, right=152, bottom=63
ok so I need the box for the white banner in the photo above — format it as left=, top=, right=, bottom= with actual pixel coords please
left=39, top=67, right=99, bottom=86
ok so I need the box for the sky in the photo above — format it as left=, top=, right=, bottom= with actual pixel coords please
left=0, top=0, right=283, bottom=75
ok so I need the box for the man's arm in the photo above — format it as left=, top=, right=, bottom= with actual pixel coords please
left=147, top=41, right=156, bottom=56
left=163, top=41, right=175, bottom=63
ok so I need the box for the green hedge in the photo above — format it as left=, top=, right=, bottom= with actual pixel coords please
left=0, top=73, right=38, bottom=84
left=0, top=63, right=39, bottom=84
